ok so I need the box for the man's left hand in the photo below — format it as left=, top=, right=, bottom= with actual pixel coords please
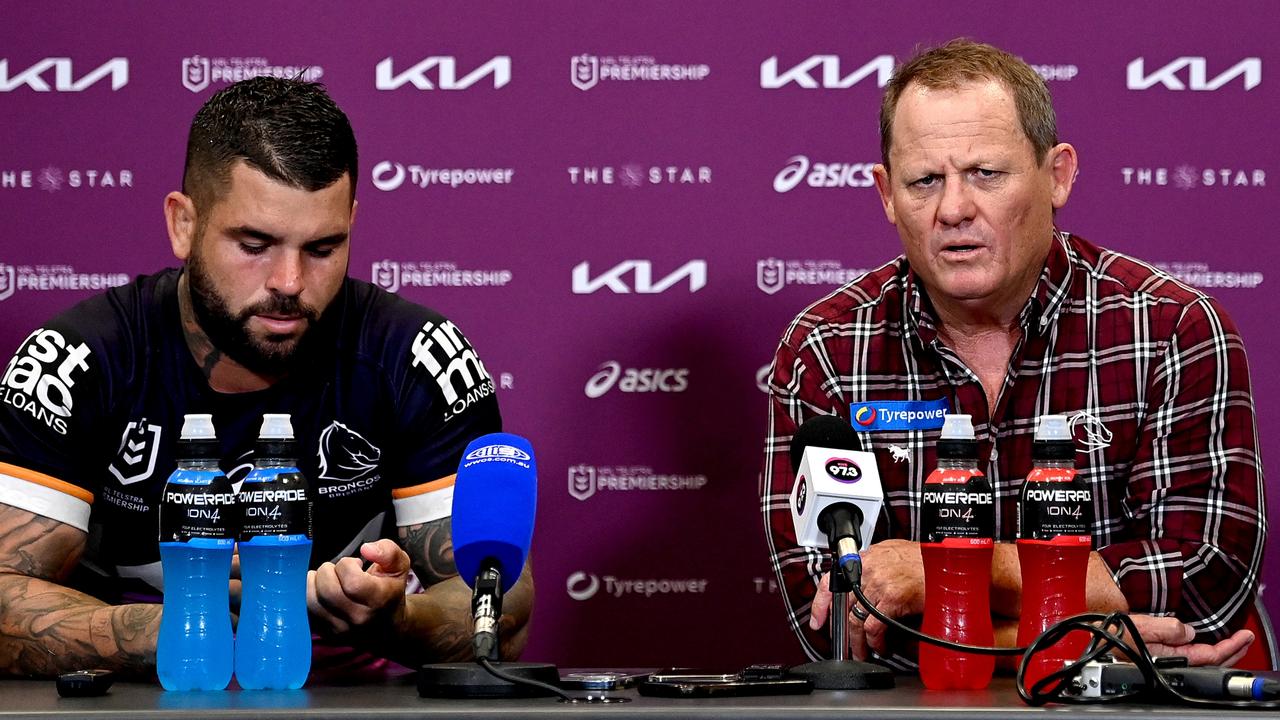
left=308, top=539, right=411, bottom=636
left=1123, top=615, right=1254, bottom=667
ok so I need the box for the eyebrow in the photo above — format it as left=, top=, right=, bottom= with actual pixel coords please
left=230, top=226, right=349, bottom=248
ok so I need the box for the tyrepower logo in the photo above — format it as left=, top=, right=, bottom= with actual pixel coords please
left=370, top=161, right=514, bottom=192
left=0, top=57, right=128, bottom=92
left=565, top=571, right=708, bottom=601
left=572, top=260, right=706, bottom=294
left=1127, top=57, right=1261, bottom=91
left=774, top=156, right=876, bottom=192
left=761, top=55, right=893, bottom=89
left=376, top=56, right=510, bottom=90
left=1, top=329, right=91, bottom=435
left=584, top=362, right=689, bottom=398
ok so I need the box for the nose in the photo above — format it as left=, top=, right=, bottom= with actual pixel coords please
left=936, top=174, right=975, bottom=228
left=265, top=248, right=303, bottom=297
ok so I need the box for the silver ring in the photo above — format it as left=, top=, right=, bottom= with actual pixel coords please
left=851, top=604, right=869, bottom=621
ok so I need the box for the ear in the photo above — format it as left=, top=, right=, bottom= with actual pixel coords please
left=165, top=192, right=198, bottom=261
left=872, top=163, right=897, bottom=225
left=350, top=198, right=359, bottom=228
left=1046, top=143, right=1078, bottom=210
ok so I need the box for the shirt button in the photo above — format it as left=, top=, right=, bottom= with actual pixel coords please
left=990, top=447, right=999, bottom=462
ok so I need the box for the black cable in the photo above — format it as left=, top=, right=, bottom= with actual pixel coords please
left=849, top=580, right=1028, bottom=656
left=847, top=565, right=1278, bottom=709
left=1015, top=612, right=1280, bottom=710
left=476, top=657, right=575, bottom=701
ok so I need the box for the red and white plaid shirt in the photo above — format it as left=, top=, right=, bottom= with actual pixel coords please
left=761, top=232, right=1266, bottom=661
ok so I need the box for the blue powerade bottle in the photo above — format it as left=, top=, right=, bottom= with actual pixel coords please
left=157, top=413, right=236, bottom=691
left=234, top=413, right=313, bottom=690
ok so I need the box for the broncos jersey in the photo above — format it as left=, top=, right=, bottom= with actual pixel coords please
left=0, top=268, right=501, bottom=602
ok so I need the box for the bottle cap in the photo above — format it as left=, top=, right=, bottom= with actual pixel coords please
left=179, top=413, right=216, bottom=440
left=940, top=413, right=975, bottom=440
left=258, top=413, right=294, bottom=440
left=1034, top=415, right=1072, bottom=441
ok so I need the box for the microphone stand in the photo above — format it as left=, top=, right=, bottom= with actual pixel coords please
left=788, top=548, right=895, bottom=690
left=418, top=562, right=560, bottom=699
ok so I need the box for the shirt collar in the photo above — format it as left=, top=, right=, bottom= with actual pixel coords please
left=904, top=230, right=1075, bottom=342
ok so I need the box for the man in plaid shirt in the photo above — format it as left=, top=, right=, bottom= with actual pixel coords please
left=762, top=40, right=1266, bottom=668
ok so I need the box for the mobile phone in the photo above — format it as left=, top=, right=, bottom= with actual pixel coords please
left=647, top=668, right=739, bottom=683
left=559, top=670, right=653, bottom=690
left=637, top=678, right=813, bottom=698
left=56, top=669, right=115, bottom=698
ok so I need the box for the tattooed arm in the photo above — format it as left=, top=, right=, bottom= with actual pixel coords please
left=0, top=503, right=159, bottom=678
left=306, top=516, right=533, bottom=666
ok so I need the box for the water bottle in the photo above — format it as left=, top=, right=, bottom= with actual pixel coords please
left=919, top=414, right=995, bottom=690
left=157, top=413, right=235, bottom=691
left=234, top=413, right=313, bottom=690
left=1018, top=414, right=1092, bottom=689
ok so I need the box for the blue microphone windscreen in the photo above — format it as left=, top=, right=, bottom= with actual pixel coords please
left=452, top=432, right=537, bottom=592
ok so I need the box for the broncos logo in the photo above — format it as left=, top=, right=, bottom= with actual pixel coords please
left=1069, top=411, right=1113, bottom=452
left=317, top=421, right=382, bottom=482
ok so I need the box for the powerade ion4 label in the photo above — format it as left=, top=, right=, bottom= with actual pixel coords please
left=920, top=469, right=994, bottom=545
left=238, top=469, right=312, bottom=541
left=159, top=468, right=237, bottom=544
left=1018, top=467, right=1093, bottom=544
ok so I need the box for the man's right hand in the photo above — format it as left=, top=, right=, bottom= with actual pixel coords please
left=809, top=539, right=926, bottom=660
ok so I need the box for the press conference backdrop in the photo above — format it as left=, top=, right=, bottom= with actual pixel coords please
left=1, top=1, right=1276, bottom=667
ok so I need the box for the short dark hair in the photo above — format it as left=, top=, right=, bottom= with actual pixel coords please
left=182, top=76, right=358, bottom=213
left=879, top=39, right=1057, bottom=170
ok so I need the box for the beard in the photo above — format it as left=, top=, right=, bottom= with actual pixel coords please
left=186, top=253, right=322, bottom=377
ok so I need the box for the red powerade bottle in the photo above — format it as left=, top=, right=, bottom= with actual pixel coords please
left=1017, top=414, right=1093, bottom=689
left=919, top=413, right=995, bottom=690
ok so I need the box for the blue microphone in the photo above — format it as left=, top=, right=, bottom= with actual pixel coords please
left=452, top=433, right=537, bottom=660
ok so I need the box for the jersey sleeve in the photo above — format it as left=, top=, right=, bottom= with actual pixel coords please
left=0, top=315, right=116, bottom=532
left=384, top=313, right=502, bottom=527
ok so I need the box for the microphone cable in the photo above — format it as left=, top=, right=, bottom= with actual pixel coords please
left=846, top=562, right=1278, bottom=709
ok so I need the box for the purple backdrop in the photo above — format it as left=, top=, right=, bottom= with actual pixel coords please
left=1, top=1, right=1275, bottom=667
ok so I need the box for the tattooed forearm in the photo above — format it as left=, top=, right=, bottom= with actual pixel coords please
left=0, top=505, right=158, bottom=678
left=0, top=574, right=159, bottom=678
left=397, top=517, right=457, bottom=586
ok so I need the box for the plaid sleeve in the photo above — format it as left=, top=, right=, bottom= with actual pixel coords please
left=1097, top=297, right=1267, bottom=640
left=760, top=328, right=842, bottom=660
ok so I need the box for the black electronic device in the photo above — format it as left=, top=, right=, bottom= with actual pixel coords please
left=558, top=670, right=653, bottom=691
left=56, top=669, right=115, bottom=698
left=638, top=677, right=813, bottom=698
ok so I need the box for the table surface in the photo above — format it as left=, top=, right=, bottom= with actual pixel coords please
left=0, top=676, right=1271, bottom=720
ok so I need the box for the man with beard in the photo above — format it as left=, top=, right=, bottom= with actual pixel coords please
left=0, top=77, right=527, bottom=680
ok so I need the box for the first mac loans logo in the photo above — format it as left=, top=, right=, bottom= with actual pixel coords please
left=409, top=320, right=494, bottom=422
left=1, top=329, right=90, bottom=435
left=0, top=57, right=128, bottom=92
